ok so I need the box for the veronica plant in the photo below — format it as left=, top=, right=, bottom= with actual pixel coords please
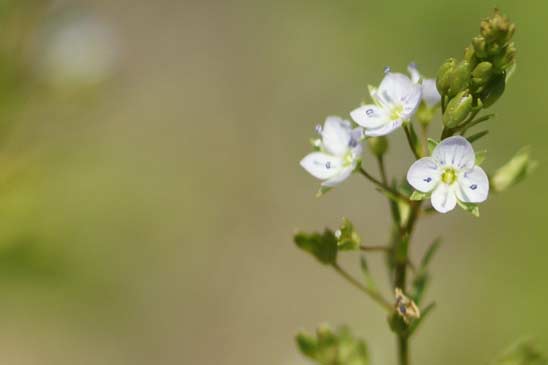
left=294, top=10, right=541, bottom=365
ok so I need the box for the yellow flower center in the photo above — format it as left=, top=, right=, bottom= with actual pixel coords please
left=441, top=168, right=457, bottom=185
left=390, top=105, right=404, bottom=120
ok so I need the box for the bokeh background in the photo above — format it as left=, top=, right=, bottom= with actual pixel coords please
left=0, top=0, right=544, bottom=364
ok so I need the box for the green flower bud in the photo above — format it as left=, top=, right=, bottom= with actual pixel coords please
left=491, top=147, right=537, bottom=192
left=472, top=36, right=487, bottom=58
left=448, top=60, right=470, bottom=97
left=480, top=73, right=505, bottom=108
left=471, top=61, right=493, bottom=88
left=494, top=43, right=516, bottom=71
left=464, top=46, right=476, bottom=64
left=480, top=9, right=515, bottom=45
left=436, top=58, right=456, bottom=95
left=442, top=91, right=473, bottom=128
left=367, top=136, right=388, bottom=157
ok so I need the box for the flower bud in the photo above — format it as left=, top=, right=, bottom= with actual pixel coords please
left=442, top=91, right=473, bottom=128
left=436, top=58, right=456, bottom=95
left=494, top=43, right=516, bottom=71
left=479, top=73, right=505, bottom=108
left=448, top=60, right=470, bottom=97
left=480, top=9, right=515, bottom=45
left=472, top=36, right=487, bottom=58
left=492, top=147, right=537, bottom=192
left=471, top=61, right=493, bottom=88
left=367, top=136, right=388, bottom=157
left=464, top=46, right=476, bottom=64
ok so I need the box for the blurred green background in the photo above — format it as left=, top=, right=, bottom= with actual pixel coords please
left=0, top=0, right=544, bottom=364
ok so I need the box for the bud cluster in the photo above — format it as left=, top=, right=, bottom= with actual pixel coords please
left=437, top=9, right=516, bottom=129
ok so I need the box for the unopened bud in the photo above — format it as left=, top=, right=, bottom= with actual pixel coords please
left=480, top=74, right=505, bottom=108
left=472, top=36, right=487, bottom=58
left=471, top=61, right=493, bottom=88
left=436, top=58, right=456, bottom=95
left=443, top=91, right=473, bottom=128
left=448, top=60, right=471, bottom=97
left=480, top=9, right=515, bottom=46
left=367, top=136, right=388, bottom=157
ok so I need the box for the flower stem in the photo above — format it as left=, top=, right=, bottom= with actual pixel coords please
left=332, top=262, right=393, bottom=312
left=403, top=124, right=421, bottom=159
left=358, top=166, right=411, bottom=204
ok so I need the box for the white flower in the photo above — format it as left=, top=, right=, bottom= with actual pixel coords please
left=407, top=63, right=441, bottom=108
left=350, top=69, right=422, bottom=137
left=300, top=116, right=363, bottom=187
left=406, top=136, right=489, bottom=213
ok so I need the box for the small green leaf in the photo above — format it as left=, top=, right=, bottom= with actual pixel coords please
left=294, top=230, right=338, bottom=265
left=316, top=186, right=332, bottom=197
left=410, top=191, right=428, bottom=201
left=408, top=302, right=436, bottom=337
left=467, top=130, right=489, bottom=143
left=421, top=238, right=442, bottom=268
left=360, top=255, right=377, bottom=290
left=475, top=150, right=487, bottom=165
left=492, top=147, right=538, bottom=192
left=427, top=138, right=439, bottom=154
left=296, top=325, right=370, bottom=365
left=456, top=201, right=480, bottom=217
left=336, top=218, right=361, bottom=251
left=493, top=339, right=547, bottom=365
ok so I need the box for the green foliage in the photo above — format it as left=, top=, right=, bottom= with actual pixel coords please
left=410, top=191, right=428, bottom=201
left=412, top=238, right=442, bottom=304
left=457, top=200, right=480, bottom=217
left=475, top=150, right=487, bottom=165
left=296, top=325, right=370, bottom=365
left=493, top=339, right=548, bottom=365
left=492, top=147, right=537, bottom=192
left=336, top=218, right=361, bottom=251
left=294, top=230, right=338, bottom=265
left=427, top=138, right=439, bottom=154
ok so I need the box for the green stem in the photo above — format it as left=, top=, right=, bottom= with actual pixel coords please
left=358, top=166, right=411, bottom=204
left=332, top=262, right=393, bottom=312
left=403, top=124, right=421, bottom=159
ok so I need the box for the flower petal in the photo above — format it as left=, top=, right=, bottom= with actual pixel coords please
left=350, top=105, right=388, bottom=129
left=363, top=119, right=403, bottom=137
left=300, top=152, right=342, bottom=180
left=321, top=116, right=352, bottom=156
left=431, top=184, right=457, bottom=213
left=432, top=136, right=475, bottom=170
left=407, top=63, right=421, bottom=83
left=422, top=79, right=441, bottom=107
left=456, top=166, right=489, bottom=203
left=322, top=165, right=354, bottom=187
left=406, top=157, right=441, bottom=193
left=377, top=73, right=421, bottom=118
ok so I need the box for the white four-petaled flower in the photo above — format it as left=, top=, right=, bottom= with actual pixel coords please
left=350, top=70, right=422, bottom=137
left=406, top=136, right=489, bottom=213
left=407, top=63, right=441, bottom=108
left=300, top=116, right=363, bottom=187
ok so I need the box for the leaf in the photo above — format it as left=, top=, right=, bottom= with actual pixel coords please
left=475, top=150, right=487, bottom=165
left=410, top=190, right=428, bottom=201
left=296, top=325, right=370, bottom=365
left=427, top=138, right=439, bottom=154
left=360, top=255, right=377, bottom=290
left=408, top=302, right=436, bottom=337
left=492, top=147, right=538, bottom=192
left=412, top=238, right=442, bottom=304
left=457, top=200, right=480, bottom=217
left=336, top=218, right=361, bottom=251
left=420, top=238, right=442, bottom=268
left=316, top=186, right=332, bottom=197
left=467, top=130, right=489, bottom=143
left=493, top=339, right=547, bottom=365
left=294, top=230, right=338, bottom=265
